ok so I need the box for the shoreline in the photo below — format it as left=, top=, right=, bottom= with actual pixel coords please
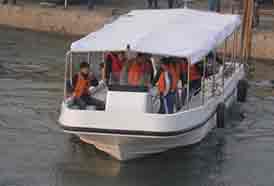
left=0, top=3, right=113, bottom=36
left=0, top=3, right=274, bottom=60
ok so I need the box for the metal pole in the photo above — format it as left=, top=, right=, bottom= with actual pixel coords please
left=235, top=28, right=239, bottom=67
left=88, top=52, right=90, bottom=64
left=186, top=59, right=191, bottom=109
left=202, top=57, right=206, bottom=105
left=64, top=52, right=70, bottom=99
left=183, top=0, right=188, bottom=8
left=222, top=40, right=227, bottom=95
left=70, top=52, right=73, bottom=86
left=64, top=0, right=68, bottom=9
left=233, top=31, right=237, bottom=71
left=212, top=51, right=216, bottom=97
left=229, top=36, right=234, bottom=73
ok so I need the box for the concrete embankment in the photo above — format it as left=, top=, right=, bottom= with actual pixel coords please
left=0, top=4, right=274, bottom=60
left=0, top=4, right=113, bottom=36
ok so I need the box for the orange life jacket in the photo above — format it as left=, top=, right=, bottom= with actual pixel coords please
left=73, top=73, right=90, bottom=98
left=107, top=53, right=122, bottom=80
left=128, top=63, right=142, bottom=86
left=168, top=64, right=180, bottom=91
left=181, top=63, right=188, bottom=74
left=190, top=65, right=201, bottom=81
left=157, top=70, right=172, bottom=95
left=180, top=63, right=201, bottom=81
left=158, top=71, right=166, bottom=94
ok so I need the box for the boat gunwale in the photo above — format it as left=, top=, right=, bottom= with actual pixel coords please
left=59, top=85, right=237, bottom=138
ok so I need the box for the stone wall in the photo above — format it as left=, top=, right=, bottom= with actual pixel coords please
left=0, top=4, right=274, bottom=60
left=252, top=31, right=274, bottom=60
left=0, top=4, right=112, bottom=35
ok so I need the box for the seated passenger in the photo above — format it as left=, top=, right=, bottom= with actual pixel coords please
left=105, top=52, right=124, bottom=84
left=71, top=62, right=105, bottom=110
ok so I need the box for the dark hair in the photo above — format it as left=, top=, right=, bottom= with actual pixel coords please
left=80, top=61, right=89, bottom=69
left=161, top=57, right=170, bottom=65
left=99, top=63, right=105, bottom=69
left=137, top=53, right=145, bottom=57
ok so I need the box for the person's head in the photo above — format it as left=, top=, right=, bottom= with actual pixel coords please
left=136, top=53, right=146, bottom=64
left=79, top=61, right=90, bottom=75
left=117, top=52, right=127, bottom=61
left=160, top=58, right=170, bottom=70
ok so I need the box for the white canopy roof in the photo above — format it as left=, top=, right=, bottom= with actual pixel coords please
left=71, top=9, right=241, bottom=64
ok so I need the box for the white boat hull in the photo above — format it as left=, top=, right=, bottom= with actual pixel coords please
left=59, top=65, right=244, bottom=161
left=78, top=116, right=216, bottom=160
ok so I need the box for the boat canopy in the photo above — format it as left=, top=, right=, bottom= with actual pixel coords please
left=71, top=9, right=241, bottom=64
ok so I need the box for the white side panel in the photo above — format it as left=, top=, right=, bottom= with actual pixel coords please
left=106, top=91, right=148, bottom=113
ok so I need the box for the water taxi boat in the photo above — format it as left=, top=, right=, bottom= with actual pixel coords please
left=58, top=9, right=247, bottom=161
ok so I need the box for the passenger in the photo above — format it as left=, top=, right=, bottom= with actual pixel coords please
left=206, top=52, right=222, bottom=77
left=157, top=59, right=174, bottom=114
left=127, top=53, right=153, bottom=87
left=71, top=62, right=105, bottom=110
left=127, top=54, right=143, bottom=86
left=105, top=52, right=124, bottom=84
left=142, top=53, right=154, bottom=86
left=147, top=0, right=158, bottom=9
left=168, top=0, right=174, bottom=8
left=120, top=58, right=131, bottom=85
left=180, top=59, right=202, bottom=102
left=167, top=59, right=180, bottom=110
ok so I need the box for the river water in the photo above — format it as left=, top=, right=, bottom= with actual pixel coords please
left=1, top=26, right=274, bottom=186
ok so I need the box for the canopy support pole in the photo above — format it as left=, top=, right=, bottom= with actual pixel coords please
left=212, top=51, right=216, bottom=97
left=235, top=28, right=239, bottom=67
left=186, top=59, right=191, bottom=109
left=230, top=36, right=234, bottom=74
left=88, top=52, right=91, bottom=64
left=70, top=52, right=73, bottom=86
left=233, top=32, right=237, bottom=71
left=64, top=51, right=70, bottom=99
left=64, top=0, right=68, bottom=9
left=222, top=39, right=227, bottom=96
left=202, top=57, right=206, bottom=105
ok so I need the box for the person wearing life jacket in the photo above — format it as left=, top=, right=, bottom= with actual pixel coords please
left=71, top=62, right=105, bottom=110
left=156, top=59, right=174, bottom=114
left=105, top=52, right=124, bottom=84
left=127, top=53, right=144, bottom=86
left=167, top=60, right=181, bottom=110
left=168, top=62, right=180, bottom=92
left=127, top=53, right=154, bottom=87
left=180, top=58, right=202, bottom=103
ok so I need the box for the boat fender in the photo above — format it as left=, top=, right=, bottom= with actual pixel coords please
left=237, top=80, right=248, bottom=102
left=216, top=102, right=225, bottom=128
